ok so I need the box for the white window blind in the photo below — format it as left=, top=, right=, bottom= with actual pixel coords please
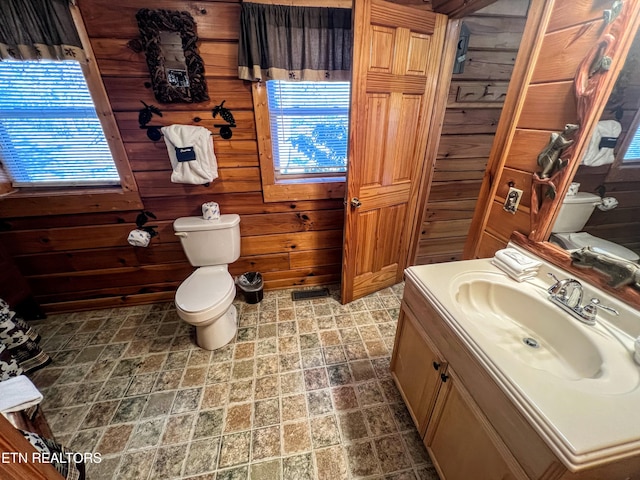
left=0, top=60, right=120, bottom=187
left=266, top=80, right=350, bottom=177
left=623, top=127, right=640, bottom=162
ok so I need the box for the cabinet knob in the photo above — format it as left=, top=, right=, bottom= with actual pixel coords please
left=440, top=373, right=449, bottom=383
left=432, top=361, right=441, bottom=371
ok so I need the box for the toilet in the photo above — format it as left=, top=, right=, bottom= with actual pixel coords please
left=550, top=192, right=639, bottom=262
left=173, top=214, right=241, bottom=350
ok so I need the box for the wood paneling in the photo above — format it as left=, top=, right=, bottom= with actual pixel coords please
left=0, top=0, right=348, bottom=312
left=531, top=22, right=603, bottom=84
left=81, top=0, right=241, bottom=40
left=416, top=1, right=529, bottom=267
left=467, top=0, right=640, bottom=265
left=432, top=0, right=502, bottom=19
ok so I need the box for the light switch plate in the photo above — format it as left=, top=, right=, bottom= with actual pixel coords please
left=503, top=187, right=523, bottom=214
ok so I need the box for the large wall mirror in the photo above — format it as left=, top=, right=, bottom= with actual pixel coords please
left=135, top=8, right=209, bottom=104
left=546, top=29, right=640, bottom=266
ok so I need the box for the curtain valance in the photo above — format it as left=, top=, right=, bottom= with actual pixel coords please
left=238, top=2, right=352, bottom=82
left=0, top=0, right=85, bottom=62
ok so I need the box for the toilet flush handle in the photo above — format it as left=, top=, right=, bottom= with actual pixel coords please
left=175, top=232, right=188, bottom=238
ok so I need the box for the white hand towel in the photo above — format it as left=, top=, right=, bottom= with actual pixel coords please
left=581, top=120, right=621, bottom=167
left=162, top=125, right=218, bottom=185
left=0, top=375, right=43, bottom=413
left=491, top=258, right=538, bottom=282
left=494, top=248, right=542, bottom=273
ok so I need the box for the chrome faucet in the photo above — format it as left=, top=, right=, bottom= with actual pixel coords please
left=546, top=273, right=618, bottom=325
left=547, top=273, right=583, bottom=308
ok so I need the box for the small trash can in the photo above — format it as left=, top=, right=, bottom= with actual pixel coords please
left=236, top=272, right=264, bottom=304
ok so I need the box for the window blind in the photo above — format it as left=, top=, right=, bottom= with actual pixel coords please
left=623, top=127, right=640, bottom=162
left=266, top=81, right=350, bottom=176
left=0, top=60, right=120, bottom=187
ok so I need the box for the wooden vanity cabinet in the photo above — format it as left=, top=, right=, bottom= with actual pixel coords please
left=425, top=368, right=524, bottom=480
left=390, top=303, right=446, bottom=436
left=391, top=278, right=537, bottom=480
left=391, top=276, right=640, bottom=480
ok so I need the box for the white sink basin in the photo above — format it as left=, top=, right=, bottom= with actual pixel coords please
left=405, top=257, right=640, bottom=467
left=455, top=275, right=603, bottom=381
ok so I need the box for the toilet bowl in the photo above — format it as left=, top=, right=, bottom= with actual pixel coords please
left=550, top=232, right=639, bottom=262
left=551, top=192, right=639, bottom=262
left=175, top=265, right=238, bottom=350
left=173, top=214, right=241, bottom=350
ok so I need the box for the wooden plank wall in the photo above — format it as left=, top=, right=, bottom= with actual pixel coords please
left=573, top=32, right=640, bottom=256
left=0, top=0, right=345, bottom=313
left=470, top=0, right=624, bottom=257
left=415, top=0, right=529, bottom=265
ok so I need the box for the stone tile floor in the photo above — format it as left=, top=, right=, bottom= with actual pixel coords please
left=28, top=284, right=441, bottom=480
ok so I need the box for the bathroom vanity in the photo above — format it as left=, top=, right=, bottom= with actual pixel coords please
left=391, top=255, right=640, bottom=480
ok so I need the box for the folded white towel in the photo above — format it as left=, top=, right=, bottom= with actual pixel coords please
left=581, top=120, right=621, bottom=167
left=0, top=375, right=43, bottom=413
left=491, top=258, right=538, bottom=282
left=162, top=125, right=218, bottom=185
left=494, top=248, right=542, bottom=273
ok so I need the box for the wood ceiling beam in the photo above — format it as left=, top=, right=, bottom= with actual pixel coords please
left=432, top=0, right=499, bottom=18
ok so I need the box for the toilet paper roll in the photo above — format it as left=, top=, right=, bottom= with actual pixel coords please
left=202, top=202, right=220, bottom=221
left=567, top=182, right=580, bottom=196
left=597, top=197, right=618, bottom=211
left=128, top=229, right=151, bottom=247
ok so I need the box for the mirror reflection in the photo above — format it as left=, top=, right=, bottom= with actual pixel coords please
left=547, top=29, right=640, bottom=265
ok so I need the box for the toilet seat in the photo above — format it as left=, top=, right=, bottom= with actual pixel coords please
left=175, top=265, right=236, bottom=325
left=552, top=232, right=639, bottom=262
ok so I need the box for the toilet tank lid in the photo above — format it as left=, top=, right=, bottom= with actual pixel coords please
left=562, top=192, right=602, bottom=204
left=174, top=214, right=240, bottom=232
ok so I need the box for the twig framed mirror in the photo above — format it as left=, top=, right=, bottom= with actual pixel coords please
left=135, top=8, right=209, bottom=103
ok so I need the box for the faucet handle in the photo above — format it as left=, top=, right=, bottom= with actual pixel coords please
left=583, top=297, right=619, bottom=322
left=587, top=298, right=619, bottom=316
left=547, top=272, right=562, bottom=294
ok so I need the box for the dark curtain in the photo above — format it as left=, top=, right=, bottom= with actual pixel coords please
left=238, top=2, right=352, bottom=82
left=0, top=0, right=85, bottom=61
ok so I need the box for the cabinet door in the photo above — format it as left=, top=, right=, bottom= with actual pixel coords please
left=425, top=369, right=526, bottom=480
left=390, top=305, right=445, bottom=435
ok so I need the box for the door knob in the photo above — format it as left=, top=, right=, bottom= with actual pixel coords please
left=350, top=197, right=362, bottom=208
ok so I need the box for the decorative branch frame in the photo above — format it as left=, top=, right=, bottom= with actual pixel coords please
left=135, top=8, right=209, bottom=104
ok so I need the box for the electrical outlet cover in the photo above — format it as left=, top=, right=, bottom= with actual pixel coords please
left=503, top=187, right=523, bottom=214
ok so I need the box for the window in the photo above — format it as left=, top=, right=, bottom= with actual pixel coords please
left=606, top=108, right=640, bottom=182
left=266, top=80, right=349, bottom=178
left=253, top=81, right=349, bottom=202
left=622, top=127, right=640, bottom=163
left=0, top=60, right=120, bottom=188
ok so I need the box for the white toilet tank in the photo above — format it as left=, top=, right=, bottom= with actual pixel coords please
left=552, top=192, right=602, bottom=233
left=174, top=214, right=241, bottom=266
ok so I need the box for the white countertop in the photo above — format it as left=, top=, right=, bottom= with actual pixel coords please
left=405, top=254, right=640, bottom=471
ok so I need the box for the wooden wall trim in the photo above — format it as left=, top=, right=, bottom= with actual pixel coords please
left=463, top=0, right=550, bottom=258
left=71, top=2, right=139, bottom=193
